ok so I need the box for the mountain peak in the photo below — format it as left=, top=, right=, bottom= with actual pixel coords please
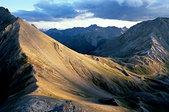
left=88, top=24, right=99, bottom=28
left=151, top=17, right=169, bottom=25
left=0, top=7, right=14, bottom=20
left=122, top=26, right=128, bottom=32
left=155, top=17, right=169, bottom=21
left=0, top=7, right=10, bottom=15
left=0, top=7, right=16, bottom=30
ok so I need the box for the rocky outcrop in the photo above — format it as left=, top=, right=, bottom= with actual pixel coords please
left=6, top=96, right=90, bottom=112
left=0, top=8, right=37, bottom=106
left=0, top=7, right=16, bottom=30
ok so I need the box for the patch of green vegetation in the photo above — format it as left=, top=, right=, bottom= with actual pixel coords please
left=145, top=75, right=156, bottom=79
left=21, top=57, right=28, bottom=64
left=53, top=95, right=61, bottom=99
left=38, top=74, right=46, bottom=79
left=94, top=63, right=118, bottom=76
left=121, top=58, right=130, bottom=63
left=92, top=62, right=133, bottom=81
left=117, top=98, right=136, bottom=111
left=166, top=50, right=169, bottom=56
left=127, top=65, right=153, bottom=75
left=50, top=94, right=62, bottom=99
left=162, top=62, right=169, bottom=73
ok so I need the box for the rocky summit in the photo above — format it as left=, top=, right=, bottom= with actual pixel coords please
left=0, top=7, right=169, bottom=112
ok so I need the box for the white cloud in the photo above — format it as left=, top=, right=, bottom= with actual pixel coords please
left=30, top=17, right=139, bottom=30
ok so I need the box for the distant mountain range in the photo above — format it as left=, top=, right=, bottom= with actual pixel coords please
left=42, top=25, right=127, bottom=53
left=92, top=17, right=169, bottom=75
left=92, top=17, right=169, bottom=57
left=0, top=7, right=169, bottom=112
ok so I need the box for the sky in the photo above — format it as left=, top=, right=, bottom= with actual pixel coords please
left=1, top=0, right=169, bottom=29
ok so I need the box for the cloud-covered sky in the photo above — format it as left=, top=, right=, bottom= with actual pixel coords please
left=1, top=0, right=169, bottom=29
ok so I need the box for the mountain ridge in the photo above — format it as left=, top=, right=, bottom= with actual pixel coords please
left=92, top=17, right=169, bottom=58
left=43, top=24, right=127, bottom=54
left=91, top=17, right=169, bottom=75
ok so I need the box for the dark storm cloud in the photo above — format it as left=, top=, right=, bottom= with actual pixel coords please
left=75, top=1, right=149, bottom=21
left=34, top=2, right=78, bottom=18
left=13, top=0, right=169, bottom=21
left=13, top=10, right=50, bottom=21
left=75, top=0, right=169, bottom=21
left=13, top=1, right=79, bottom=21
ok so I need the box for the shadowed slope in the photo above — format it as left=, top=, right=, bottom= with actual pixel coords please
left=92, top=18, right=169, bottom=75
left=93, top=18, right=169, bottom=58
left=43, top=25, right=127, bottom=54
left=0, top=8, right=37, bottom=107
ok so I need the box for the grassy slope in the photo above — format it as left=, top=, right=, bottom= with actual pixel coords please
left=18, top=19, right=132, bottom=112
left=15, top=18, right=169, bottom=112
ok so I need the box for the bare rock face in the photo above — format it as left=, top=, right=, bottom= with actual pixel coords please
left=11, top=96, right=89, bottom=112
left=0, top=7, right=16, bottom=30
left=0, top=7, right=37, bottom=106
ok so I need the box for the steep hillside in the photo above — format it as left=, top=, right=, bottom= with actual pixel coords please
left=0, top=7, right=130, bottom=112
left=93, top=18, right=169, bottom=56
left=0, top=7, right=37, bottom=106
left=92, top=18, right=169, bottom=74
left=43, top=25, right=127, bottom=53
left=0, top=7, right=169, bottom=112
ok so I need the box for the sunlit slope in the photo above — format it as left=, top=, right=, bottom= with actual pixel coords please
left=14, top=18, right=133, bottom=111
left=18, top=18, right=129, bottom=99
left=16, top=18, right=169, bottom=112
